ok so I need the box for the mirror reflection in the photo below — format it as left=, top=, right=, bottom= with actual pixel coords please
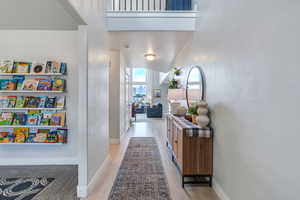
left=186, top=66, right=204, bottom=107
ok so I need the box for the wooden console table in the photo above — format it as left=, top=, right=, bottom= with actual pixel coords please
left=166, top=114, right=213, bottom=187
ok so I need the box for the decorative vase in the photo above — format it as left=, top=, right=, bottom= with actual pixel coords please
left=197, top=107, right=208, bottom=115
left=196, top=115, right=210, bottom=128
left=192, top=115, right=197, bottom=124
left=176, top=106, right=187, bottom=116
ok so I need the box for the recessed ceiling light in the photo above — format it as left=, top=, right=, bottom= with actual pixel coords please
left=144, top=53, right=156, bottom=61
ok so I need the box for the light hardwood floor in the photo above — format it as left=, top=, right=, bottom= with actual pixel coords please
left=85, top=118, right=220, bottom=200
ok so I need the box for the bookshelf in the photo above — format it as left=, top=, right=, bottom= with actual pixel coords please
left=0, top=64, right=67, bottom=145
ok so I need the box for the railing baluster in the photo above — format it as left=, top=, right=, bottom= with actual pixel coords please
left=148, top=0, right=150, bottom=11
left=130, top=0, right=132, bottom=10
left=154, top=0, right=156, bottom=10
left=125, top=0, right=127, bottom=10
left=160, top=0, right=162, bottom=11
left=119, top=0, right=121, bottom=11
left=113, top=0, right=115, bottom=11
left=136, top=0, right=138, bottom=10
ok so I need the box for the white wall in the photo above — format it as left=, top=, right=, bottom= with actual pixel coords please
left=69, top=0, right=111, bottom=196
left=174, top=0, right=300, bottom=200
left=0, top=30, right=79, bottom=164
left=109, top=50, right=121, bottom=142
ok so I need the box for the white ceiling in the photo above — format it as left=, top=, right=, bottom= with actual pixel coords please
left=0, top=0, right=85, bottom=30
left=109, top=31, right=192, bottom=72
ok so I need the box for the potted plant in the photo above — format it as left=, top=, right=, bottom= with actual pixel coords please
left=174, top=67, right=181, bottom=76
left=187, top=104, right=198, bottom=124
left=168, top=78, right=179, bottom=89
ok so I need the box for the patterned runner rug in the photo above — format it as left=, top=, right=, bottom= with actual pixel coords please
left=0, top=177, right=54, bottom=200
left=109, top=137, right=171, bottom=200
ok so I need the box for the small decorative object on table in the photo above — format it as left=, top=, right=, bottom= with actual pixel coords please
left=195, top=100, right=210, bottom=128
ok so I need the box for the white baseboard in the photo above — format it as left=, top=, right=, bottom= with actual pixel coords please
left=213, top=178, right=231, bottom=200
left=0, top=157, right=78, bottom=166
left=76, top=156, right=110, bottom=198
left=110, top=138, right=120, bottom=144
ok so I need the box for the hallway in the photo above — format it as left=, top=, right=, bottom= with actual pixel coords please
left=86, top=119, right=220, bottom=200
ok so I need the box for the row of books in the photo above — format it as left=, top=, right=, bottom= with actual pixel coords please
left=0, top=76, right=65, bottom=91
left=0, top=60, right=67, bottom=74
left=0, top=111, right=66, bottom=126
left=0, top=96, right=65, bottom=109
left=0, top=128, right=67, bottom=144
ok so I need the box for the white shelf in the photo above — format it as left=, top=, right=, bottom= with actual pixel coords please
left=0, top=73, right=65, bottom=76
left=0, top=125, right=65, bottom=128
left=0, top=90, right=64, bottom=93
left=0, top=143, right=66, bottom=145
left=0, top=108, right=64, bottom=111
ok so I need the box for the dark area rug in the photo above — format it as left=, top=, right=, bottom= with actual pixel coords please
left=109, top=137, right=171, bottom=200
left=0, top=177, right=54, bottom=200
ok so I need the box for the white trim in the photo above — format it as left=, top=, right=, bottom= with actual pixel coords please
left=110, top=138, right=120, bottom=144
left=0, top=157, right=78, bottom=166
left=106, top=11, right=199, bottom=18
left=87, top=156, right=111, bottom=194
left=77, top=185, right=88, bottom=198
left=213, top=178, right=231, bottom=200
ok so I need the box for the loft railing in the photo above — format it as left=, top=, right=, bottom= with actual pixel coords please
left=108, top=0, right=192, bottom=11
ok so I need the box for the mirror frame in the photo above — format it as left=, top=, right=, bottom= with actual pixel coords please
left=186, top=66, right=206, bottom=108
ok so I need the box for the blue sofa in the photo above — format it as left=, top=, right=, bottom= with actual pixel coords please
left=147, top=104, right=163, bottom=118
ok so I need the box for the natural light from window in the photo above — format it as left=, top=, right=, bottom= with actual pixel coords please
left=132, top=68, right=146, bottom=82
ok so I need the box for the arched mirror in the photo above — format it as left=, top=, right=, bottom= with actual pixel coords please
left=186, top=66, right=206, bottom=107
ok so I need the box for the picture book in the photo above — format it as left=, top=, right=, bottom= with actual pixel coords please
left=0, top=132, right=9, bottom=143
left=0, top=96, right=9, bottom=108
left=52, top=78, right=65, bottom=91
left=24, top=96, right=40, bottom=108
left=0, top=79, right=17, bottom=90
left=57, top=129, right=67, bottom=143
left=51, top=112, right=66, bottom=126
left=7, top=96, right=17, bottom=108
left=33, top=129, right=49, bottom=143
left=15, top=96, right=25, bottom=108
left=26, top=132, right=36, bottom=143
left=37, top=79, right=52, bottom=91
left=13, top=62, right=31, bottom=73
left=26, top=113, right=41, bottom=125
left=47, top=131, right=58, bottom=143
left=51, top=61, right=60, bottom=73
left=31, top=63, right=45, bottom=74
left=0, top=60, right=14, bottom=73
left=0, top=112, right=14, bottom=125
left=45, top=97, right=56, bottom=108
left=38, top=96, right=47, bottom=108
left=60, top=63, right=67, bottom=74
left=45, top=61, right=52, bottom=73
left=50, top=115, right=60, bottom=126
left=22, top=79, right=39, bottom=91
left=12, top=112, right=27, bottom=125
left=13, top=128, right=29, bottom=143
left=13, top=75, right=25, bottom=90
left=55, top=96, right=65, bottom=108
left=40, top=111, right=55, bottom=126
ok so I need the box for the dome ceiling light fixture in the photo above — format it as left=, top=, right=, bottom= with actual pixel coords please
left=144, top=53, right=156, bottom=61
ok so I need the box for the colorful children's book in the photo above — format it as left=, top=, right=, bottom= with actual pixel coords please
left=0, top=132, right=9, bottom=143
left=24, top=96, right=40, bottom=108
left=33, top=129, right=49, bottom=143
left=7, top=96, right=17, bottom=108
left=0, top=112, right=14, bottom=125
left=50, top=112, right=65, bottom=126
left=31, top=63, right=46, bottom=74
left=26, top=131, right=37, bottom=143
left=37, top=79, right=52, bottom=91
left=22, top=79, right=39, bottom=91
left=40, top=111, right=55, bottom=126
left=45, top=97, right=56, bottom=108
left=13, top=128, right=29, bottom=143
left=0, top=60, right=14, bottom=73
left=52, top=78, right=65, bottom=91
left=50, top=115, right=60, bottom=126
left=15, top=96, right=25, bottom=108
left=26, top=113, right=41, bottom=125
left=51, top=61, right=61, bottom=73
left=13, top=75, right=25, bottom=90
left=0, top=79, right=17, bottom=90
left=13, top=62, right=31, bottom=73
left=47, top=131, right=58, bottom=143
left=55, top=96, right=65, bottom=108
left=60, top=63, right=67, bottom=74
left=0, top=96, right=9, bottom=108
left=12, top=112, right=27, bottom=125
left=38, top=96, right=47, bottom=108
left=57, top=129, right=67, bottom=143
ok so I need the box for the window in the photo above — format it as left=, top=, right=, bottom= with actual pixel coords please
left=132, top=68, right=147, bottom=102
left=132, top=68, right=146, bottom=83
